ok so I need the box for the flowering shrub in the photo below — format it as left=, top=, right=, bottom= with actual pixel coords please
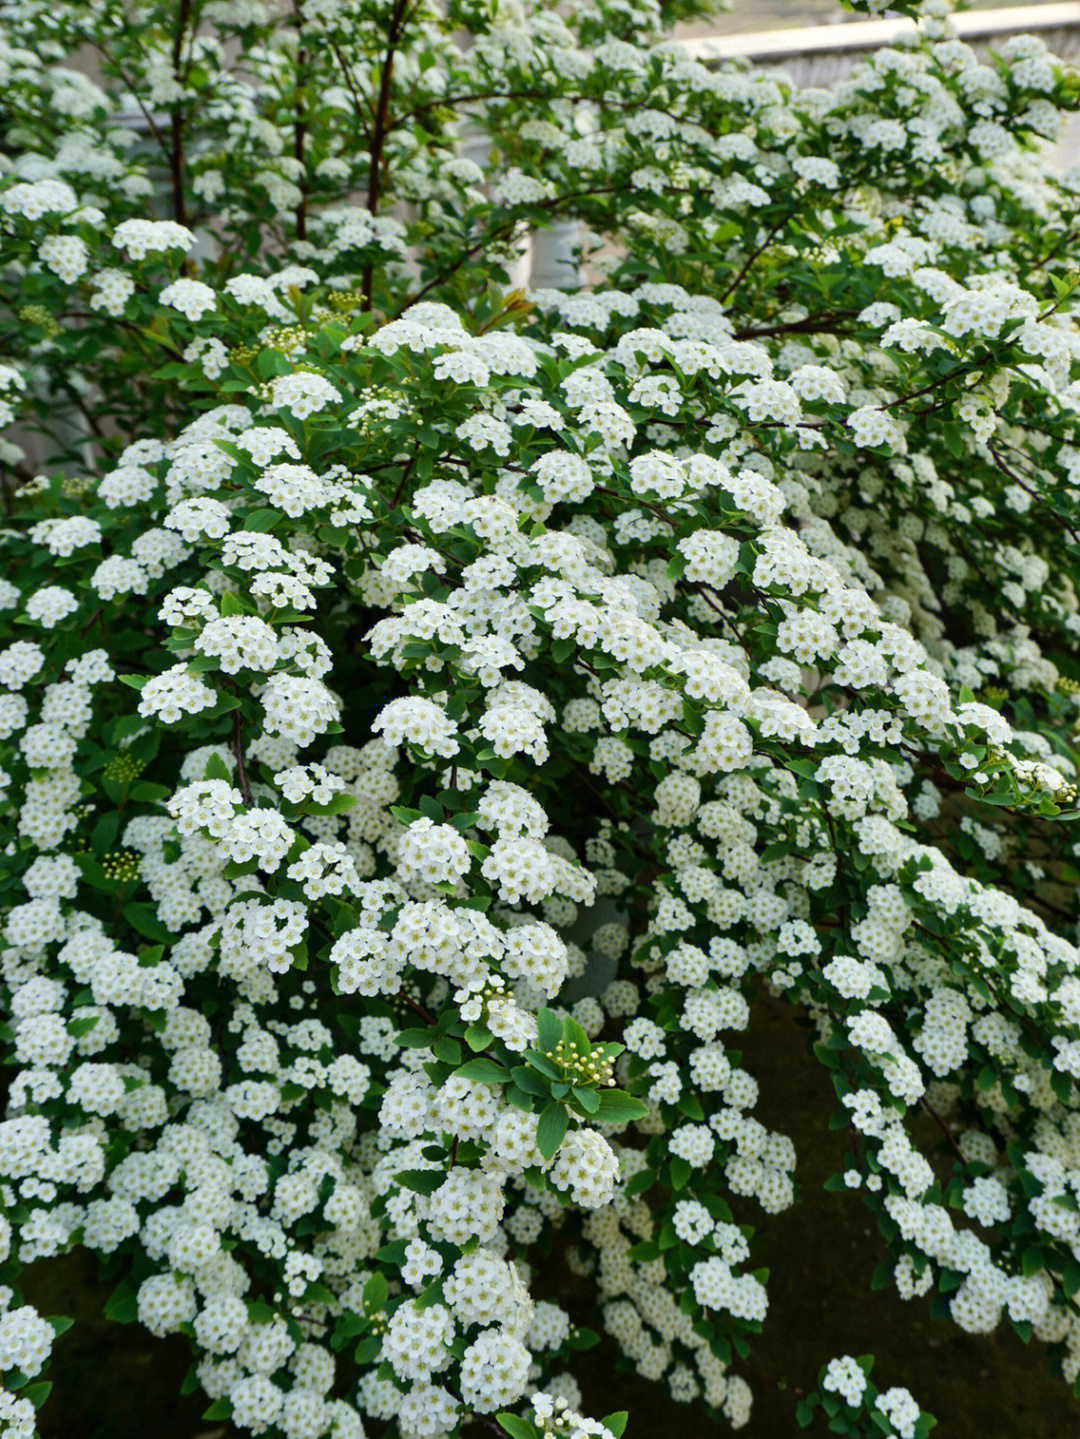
left=3, top=0, right=1080, bottom=1436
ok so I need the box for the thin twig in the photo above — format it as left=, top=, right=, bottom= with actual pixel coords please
left=232, top=710, right=254, bottom=808
left=169, top=0, right=194, bottom=229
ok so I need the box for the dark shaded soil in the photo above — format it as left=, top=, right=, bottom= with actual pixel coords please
left=574, top=997, right=1080, bottom=1438
left=22, top=997, right=1080, bottom=1439
left=22, top=1250, right=210, bottom=1439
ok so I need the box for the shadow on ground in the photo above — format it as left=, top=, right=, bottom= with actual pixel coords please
left=574, top=997, right=1080, bottom=1438
left=22, top=996, right=1080, bottom=1439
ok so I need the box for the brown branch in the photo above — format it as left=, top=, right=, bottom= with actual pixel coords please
left=169, top=0, right=194, bottom=229
left=882, top=362, right=978, bottom=412
left=734, top=310, right=859, bottom=340
left=919, top=1095, right=966, bottom=1167
left=719, top=213, right=793, bottom=303
left=327, top=40, right=373, bottom=144
left=388, top=87, right=552, bottom=131
left=361, top=0, right=411, bottom=307
left=391, top=445, right=421, bottom=509
left=293, top=5, right=308, bottom=241
left=392, top=187, right=618, bottom=317
left=232, top=709, right=254, bottom=808
left=86, top=40, right=171, bottom=163
left=988, top=442, right=1080, bottom=545
left=398, top=989, right=438, bottom=1025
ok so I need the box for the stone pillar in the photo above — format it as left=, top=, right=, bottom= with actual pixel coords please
left=529, top=219, right=582, bottom=291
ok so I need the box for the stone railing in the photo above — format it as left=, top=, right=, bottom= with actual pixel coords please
left=680, top=3, right=1080, bottom=82
left=679, top=2, right=1080, bottom=169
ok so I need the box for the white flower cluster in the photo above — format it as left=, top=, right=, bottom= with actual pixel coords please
left=3, top=2, right=1080, bottom=1437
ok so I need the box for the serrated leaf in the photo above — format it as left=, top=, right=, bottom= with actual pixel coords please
left=572, top=1086, right=600, bottom=1114
left=536, top=1007, right=562, bottom=1054
left=496, top=1414, right=537, bottom=1439
left=242, top=508, right=282, bottom=532
left=121, top=904, right=176, bottom=944
left=396, top=1169, right=443, bottom=1196
left=670, top=1155, right=692, bottom=1190
left=593, top=1089, right=649, bottom=1124
left=455, top=1058, right=509, bottom=1084
left=363, top=1272, right=389, bottom=1311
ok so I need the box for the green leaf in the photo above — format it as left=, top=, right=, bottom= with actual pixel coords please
left=396, top=1028, right=433, bottom=1048
left=242, top=508, right=282, bottom=532
left=1062, top=1258, right=1080, bottom=1299
left=509, top=1067, right=550, bottom=1098
left=572, top=1086, right=600, bottom=1114
left=624, top=1168, right=656, bottom=1199
left=536, top=1007, right=562, bottom=1054
left=201, top=1399, right=234, bottom=1422
left=567, top=1326, right=600, bottom=1350
left=363, top=1272, right=389, bottom=1311
left=354, top=1334, right=381, bottom=1364
left=505, top=1083, right=534, bottom=1112
left=396, top=1169, right=443, bottom=1195
left=496, top=1414, right=538, bottom=1439
left=464, top=1025, right=493, bottom=1051
left=121, top=904, right=176, bottom=944
left=536, top=1101, right=569, bottom=1161
left=455, top=1058, right=510, bottom=1084
left=602, top=1414, right=628, bottom=1439
left=525, top=1049, right=561, bottom=1081
left=24, top=1382, right=52, bottom=1411
left=104, top=1281, right=137, bottom=1324
left=414, top=1279, right=447, bottom=1312
left=943, top=422, right=966, bottom=458
left=433, top=1036, right=463, bottom=1066
left=593, top=1090, right=649, bottom=1124
left=562, top=1014, right=592, bottom=1057
left=390, top=806, right=423, bottom=825
left=670, top=1155, right=692, bottom=1190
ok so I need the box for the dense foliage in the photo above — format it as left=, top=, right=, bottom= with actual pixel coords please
left=2, top=2, right=1080, bottom=1437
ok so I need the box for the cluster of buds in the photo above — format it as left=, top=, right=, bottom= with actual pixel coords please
left=979, top=685, right=1009, bottom=706
left=18, top=304, right=61, bottom=338
left=101, top=848, right=141, bottom=883
left=326, top=289, right=364, bottom=312
left=263, top=324, right=307, bottom=356
left=549, top=1037, right=616, bottom=1089
left=104, top=752, right=146, bottom=784
left=61, top=476, right=96, bottom=498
